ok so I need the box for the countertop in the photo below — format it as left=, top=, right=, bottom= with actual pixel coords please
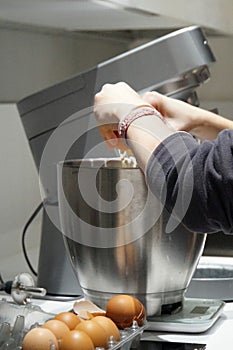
left=18, top=297, right=233, bottom=349
left=1, top=294, right=233, bottom=349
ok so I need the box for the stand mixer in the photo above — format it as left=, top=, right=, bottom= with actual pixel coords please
left=17, top=26, right=216, bottom=304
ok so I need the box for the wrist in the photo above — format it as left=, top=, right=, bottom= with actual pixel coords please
left=118, top=105, right=163, bottom=143
left=126, top=114, right=175, bottom=171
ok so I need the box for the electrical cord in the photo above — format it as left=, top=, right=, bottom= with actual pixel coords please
left=21, top=202, right=44, bottom=277
left=0, top=280, right=13, bottom=294
left=0, top=273, right=5, bottom=291
left=0, top=272, right=13, bottom=294
left=0, top=202, right=43, bottom=292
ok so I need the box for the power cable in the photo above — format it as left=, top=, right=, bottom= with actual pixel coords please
left=21, top=202, right=43, bottom=277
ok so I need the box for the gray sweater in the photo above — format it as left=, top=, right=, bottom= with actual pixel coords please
left=146, top=130, right=233, bottom=234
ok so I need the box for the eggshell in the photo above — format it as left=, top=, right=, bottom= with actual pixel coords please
left=42, top=319, right=70, bottom=340
left=92, top=315, right=120, bottom=342
left=54, top=311, right=81, bottom=330
left=22, top=327, right=58, bottom=350
left=73, top=300, right=106, bottom=319
left=60, top=330, right=94, bottom=350
left=105, top=294, right=146, bottom=329
left=75, top=319, right=108, bottom=348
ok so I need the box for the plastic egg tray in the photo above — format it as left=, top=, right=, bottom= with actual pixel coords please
left=0, top=298, right=54, bottom=349
left=102, top=320, right=147, bottom=349
left=0, top=298, right=147, bottom=349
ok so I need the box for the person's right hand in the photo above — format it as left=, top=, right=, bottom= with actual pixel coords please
left=94, top=82, right=151, bottom=150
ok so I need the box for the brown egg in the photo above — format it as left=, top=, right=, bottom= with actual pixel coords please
left=92, top=315, right=120, bottom=342
left=105, top=294, right=146, bottom=329
left=54, top=311, right=81, bottom=330
left=75, top=319, right=108, bottom=348
left=22, top=327, right=58, bottom=350
left=60, top=330, right=94, bottom=350
left=42, top=319, right=70, bottom=340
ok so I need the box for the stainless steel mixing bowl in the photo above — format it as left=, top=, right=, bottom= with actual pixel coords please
left=57, top=159, right=206, bottom=316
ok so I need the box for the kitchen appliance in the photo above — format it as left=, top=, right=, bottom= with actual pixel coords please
left=17, top=26, right=216, bottom=298
left=146, top=298, right=224, bottom=333
left=57, top=159, right=207, bottom=317
left=187, top=256, right=233, bottom=301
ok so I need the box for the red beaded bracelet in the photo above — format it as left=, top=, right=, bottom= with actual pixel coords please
left=118, top=106, right=164, bottom=142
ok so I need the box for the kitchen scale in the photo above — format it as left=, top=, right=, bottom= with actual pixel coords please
left=147, top=298, right=225, bottom=333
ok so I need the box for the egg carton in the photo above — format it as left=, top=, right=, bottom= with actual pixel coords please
left=0, top=298, right=147, bottom=350
left=0, top=298, right=54, bottom=349
left=105, top=321, right=148, bottom=350
left=0, top=318, right=147, bottom=350
left=0, top=298, right=53, bottom=329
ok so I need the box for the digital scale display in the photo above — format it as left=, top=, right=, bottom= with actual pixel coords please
left=138, top=340, right=206, bottom=349
left=190, top=306, right=209, bottom=314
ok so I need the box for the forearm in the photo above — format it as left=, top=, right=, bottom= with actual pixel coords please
left=190, top=110, right=233, bottom=141
left=143, top=91, right=233, bottom=141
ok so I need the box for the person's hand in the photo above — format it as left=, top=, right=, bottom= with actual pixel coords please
left=143, top=91, right=233, bottom=140
left=142, top=91, right=199, bottom=132
left=94, top=82, right=151, bottom=149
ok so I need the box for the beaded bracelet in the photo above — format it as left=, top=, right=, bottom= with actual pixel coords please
left=118, top=106, right=164, bottom=142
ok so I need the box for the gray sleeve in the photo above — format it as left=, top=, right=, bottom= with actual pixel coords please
left=146, top=130, right=233, bottom=234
